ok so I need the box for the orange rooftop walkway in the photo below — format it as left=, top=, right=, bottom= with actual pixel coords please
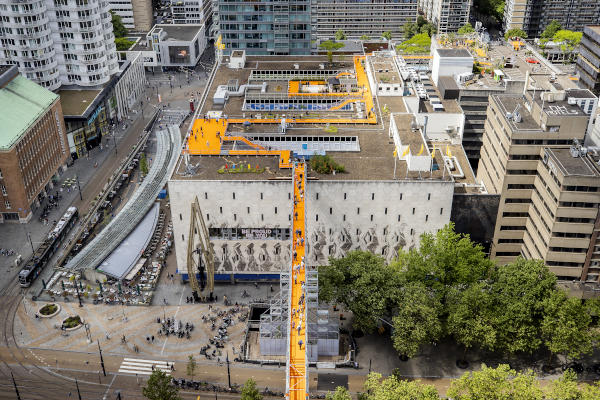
left=288, top=162, right=307, bottom=400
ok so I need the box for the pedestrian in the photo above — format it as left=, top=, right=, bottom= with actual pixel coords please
left=171, top=364, right=174, bottom=371
left=294, top=212, right=298, bottom=221
left=164, top=298, right=167, bottom=305
left=35, top=314, right=40, bottom=321
left=105, top=332, right=110, bottom=340
left=298, top=339, right=303, bottom=349
left=147, top=337, right=150, bottom=343
left=255, top=282, right=258, bottom=289
left=151, top=364, right=155, bottom=371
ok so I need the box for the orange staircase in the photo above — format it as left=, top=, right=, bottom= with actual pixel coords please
left=287, top=162, right=308, bottom=400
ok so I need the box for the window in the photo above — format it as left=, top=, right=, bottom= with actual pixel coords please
left=233, top=193, right=235, bottom=199
left=412, top=208, right=415, bottom=214
left=428, top=194, right=431, bottom=200
left=425, top=215, right=428, bottom=221
left=316, top=193, right=319, bottom=200
left=370, top=215, right=373, bottom=221
left=234, top=214, right=237, bottom=221
left=400, top=193, right=403, bottom=200
left=316, top=214, right=319, bottom=221
left=4, top=201, right=9, bottom=209
left=357, top=208, right=360, bottom=214
left=261, top=193, right=263, bottom=200
left=261, top=214, right=264, bottom=221
left=329, top=228, right=332, bottom=235
left=343, top=215, right=346, bottom=221
left=398, top=215, right=401, bottom=221
left=440, top=208, right=443, bottom=214
left=182, top=234, right=185, bottom=241
left=384, top=208, right=388, bottom=214
left=274, top=207, right=278, bottom=214
left=247, top=207, right=250, bottom=213
left=288, top=193, right=291, bottom=200
left=205, top=192, right=208, bottom=199
left=410, top=229, right=414, bottom=235
left=372, top=193, right=375, bottom=200
left=220, top=207, right=223, bottom=214
left=356, top=229, right=359, bottom=235
left=207, top=214, right=209, bottom=220
left=344, top=193, right=347, bottom=200
left=329, top=207, right=332, bottom=214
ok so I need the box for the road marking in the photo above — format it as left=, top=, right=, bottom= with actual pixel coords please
left=161, top=289, right=186, bottom=354
left=118, top=358, right=172, bottom=375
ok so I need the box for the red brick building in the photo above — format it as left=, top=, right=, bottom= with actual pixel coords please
left=0, top=65, right=69, bottom=222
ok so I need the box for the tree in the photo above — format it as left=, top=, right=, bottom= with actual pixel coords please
left=110, top=10, right=128, bottom=39
left=140, top=152, right=149, bottom=175
left=392, top=283, right=442, bottom=359
left=420, top=23, right=436, bottom=37
left=338, top=53, right=346, bottom=64
left=447, top=364, right=543, bottom=400
left=115, top=38, right=134, bottom=51
left=186, top=354, right=197, bottom=382
left=541, top=20, right=563, bottom=39
left=553, top=30, right=583, bottom=61
left=446, top=282, right=497, bottom=366
left=327, top=50, right=333, bottom=64
left=403, top=18, right=416, bottom=39
left=319, top=40, right=346, bottom=51
left=395, top=33, right=431, bottom=53
left=325, top=387, right=351, bottom=400
left=416, top=15, right=427, bottom=29
left=102, top=208, right=112, bottom=226
left=540, top=290, right=594, bottom=369
left=488, top=258, right=556, bottom=363
left=457, top=23, right=475, bottom=35
left=382, top=31, right=393, bottom=41
left=362, top=372, right=439, bottom=399
left=394, top=223, right=494, bottom=301
left=359, top=35, right=371, bottom=40
left=142, top=370, right=181, bottom=400
left=318, top=250, right=402, bottom=333
left=543, top=369, right=600, bottom=400
left=335, top=29, right=347, bottom=40
left=505, top=28, right=527, bottom=41
left=473, top=0, right=505, bottom=22
left=240, top=378, right=262, bottom=400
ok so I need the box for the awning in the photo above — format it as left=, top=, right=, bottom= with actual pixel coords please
left=96, top=203, right=159, bottom=279
left=124, top=258, right=148, bottom=281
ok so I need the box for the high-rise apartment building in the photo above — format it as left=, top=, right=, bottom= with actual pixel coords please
left=212, top=0, right=313, bottom=55
left=0, top=65, right=69, bottom=222
left=503, top=0, right=600, bottom=39
left=0, top=0, right=118, bottom=91
left=476, top=84, right=600, bottom=282
left=316, top=0, right=418, bottom=39
left=576, top=25, right=600, bottom=96
left=418, top=0, right=470, bottom=34
left=171, top=0, right=211, bottom=27
left=108, top=0, right=153, bottom=31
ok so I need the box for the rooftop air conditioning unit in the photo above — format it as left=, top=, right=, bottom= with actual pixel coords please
left=567, top=97, right=577, bottom=105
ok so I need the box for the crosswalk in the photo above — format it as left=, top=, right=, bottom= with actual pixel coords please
left=118, top=358, right=173, bottom=376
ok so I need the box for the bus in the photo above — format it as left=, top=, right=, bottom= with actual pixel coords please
left=19, top=206, right=79, bottom=288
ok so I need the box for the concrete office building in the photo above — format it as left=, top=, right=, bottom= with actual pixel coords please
left=0, top=0, right=119, bottom=91
left=418, top=0, right=470, bottom=34
left=576, top=25, right=600, bottom=96
left=108, top=0, right=153, bottom=31
left=0, top=65, right=69, bottom=222
left=503, top=0, right=600, bottom=39
left=316, top=0, right=418, bottom=39
left=171, top=0, right=211, bottom=26
left=475, top=82, right=600, bottom=281
left=211, top=0, right=313, bottom=56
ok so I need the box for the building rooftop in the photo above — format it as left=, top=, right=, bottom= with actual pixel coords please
left=492, top=94, right=543, bottom=132
left=0, top=76, right=58, bottom=150
left=585, top=26, right=600, bottom=36
left=526, top=90, right=589, bottom=118
left=0, top=66, right=13, bottom=77
left=56, top=89, right=102, bottom=116
left=436, top=49, right=472, bottom=58
left=566, top=89, right=597, bottom=99
left=545, top=148, right=600, bottom=178
left=155, top=24, right=203, bottom=41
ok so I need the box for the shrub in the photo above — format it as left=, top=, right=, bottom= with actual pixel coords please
left=310, top=153, right=346, bottom=174
left=40, top=304, right=58, bottom=315
left=324, top=125, right=338, bottom=133
left=63, top=316, right=82, bottom=328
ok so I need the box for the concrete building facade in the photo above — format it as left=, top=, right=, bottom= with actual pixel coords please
left=418, top=0, right=470, bottom=34
left=316, top=0, right=418, bottom=39
left=576, top=25, right=600, bottom=97
left=0, top=66, right=68, bottom=222
left=0, top=0, right=119, bottom=90
left=503, top=0, right=600, bottom=39
left=108, top=0, right=153, bottom=31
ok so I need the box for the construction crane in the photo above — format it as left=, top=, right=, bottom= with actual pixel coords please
left=187, top=195, right=215, bottom=301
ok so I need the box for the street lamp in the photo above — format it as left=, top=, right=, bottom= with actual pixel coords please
left=76, top=176, right=83, bottom=202
left=226, top=351, right=231, bottom=389
left=22, top=224, right=34, bottom=255
left=97, top=340, right=106, bottom=376
left=74, top=279, right=82, bottom=307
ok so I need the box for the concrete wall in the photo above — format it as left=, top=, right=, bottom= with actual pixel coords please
left=168, top=178, right=455, bottom=276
